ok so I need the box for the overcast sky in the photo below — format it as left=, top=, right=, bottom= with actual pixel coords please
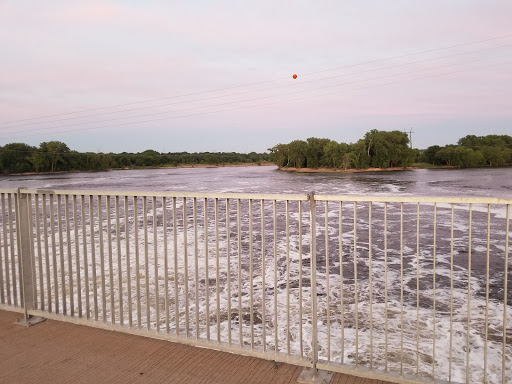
left=1, top=1, right=511, bottom=153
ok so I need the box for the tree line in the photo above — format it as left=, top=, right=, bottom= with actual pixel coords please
left=269, top=130, right=417, bottom=169
left=1, top=132, right=510, bottom=175
left=421, top=134, right=512, bottom=167
left=269, top=131, right=512, bottom=170
left=0, top=141, right=269, bottom=174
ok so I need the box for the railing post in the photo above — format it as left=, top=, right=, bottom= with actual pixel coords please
left=297, top=192, right=332, bottom=384
left=16, top=187, right=45, bottom=326
left=310, top=192, right=319, bottom=372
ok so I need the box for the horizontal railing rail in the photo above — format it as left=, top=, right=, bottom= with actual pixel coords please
left=0, top=188, right=509, bottom=384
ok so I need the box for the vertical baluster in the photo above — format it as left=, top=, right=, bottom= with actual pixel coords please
left=325, top=201, right=330, bottom=363
left=182, top=197, right=189, bottom=337
left=98, top=196, right=105, bottom=322
left=73, top=195, right=81, bottom=317
left=81, top=195, right=89, bottom=319
left=172, top=197, right=179, bottom=335
left=203, top=197, right=208, bottom=340
left=384, top=202, right=388, bottom=371
left=400, top=202, right=404, bottom=376
left=449, top=204, right=454, bottom=382
left=432, top=203, right=437, bottom=379
left=503, top=204, right=509, bottom=384
left=172, top=196, right=180, bottom=335
left=467, top=204, right=472, bottom=383
left=416, top=203, right=420, bottom=377
left=238, top=199, right=242, bottom=347
left=353, top=201, right=358, bottom=365
left=0, top=195, right=5, bottom=305
left=65, top=195, right=73, bottom=316
left=134, top=196, right=141, bottom=328
left=310, top=193, right=318, bottom=374
left=339, top=201, right=344, bottom=364
left=15, top=193, right=23, bottom=305
left=1, top=195, right=11, bottom=306
left=215, top=198, right=220, bottom=343
left=299, top=200, right=303, bottom=359
left=261, top=199, right=266, bottom=352
left=154, top=196, right=160, bottom=333
left=50, top=194, right=59, bottom=314
left=227, top=199, right=232, bottom=346
left=57, top=196, right=66, bottom=315
left=285, top=200, right=290, bottom=355
left=273, top=200, right=277, bottom=354
left=249, top=199, right=254, bottom=349
left=106, top=196, right=114, bottom=323
left=163, top=197, right=169, bottom=334
left=125, top=196, right=132, bottom=328
left=28, top=195, right=37, bottom=308
left=89, top=195, right=97, bottom=320
left=42, top=195, right=51, bottom=312
left=162, top=197, right=169, bottom=334
left=7, top=193, right=21, bottom=307
left=35, top=195, right=44, bottom=311
left=368, top=202, right=373, bottom=370
left=143, top=196, right=149, bottom=330
left=193, top=198, right=198, bottom=339
left=115, top=196, right=123, bottom=326
left=7, top=195, right=17, bottom=306
left=484, top=204, right=491, bottom=383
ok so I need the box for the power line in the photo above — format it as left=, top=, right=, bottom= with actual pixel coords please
left=1, top=48, right=510, bottom=139
left=3, top=42, right=510, bottom=132
left=2, top=58, right=510, bottom=142
left=1, top=33, right=511, bottom=126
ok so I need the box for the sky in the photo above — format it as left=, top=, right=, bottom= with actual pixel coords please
left=0, top=1, right=511, bottom=153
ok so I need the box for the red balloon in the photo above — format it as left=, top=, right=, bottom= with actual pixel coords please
left=292, top=74, right=297, bottom=79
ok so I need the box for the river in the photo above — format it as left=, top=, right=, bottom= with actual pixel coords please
left=1, top=166, right=510, bottom=383
left=0, top=165, right=511, bottom=197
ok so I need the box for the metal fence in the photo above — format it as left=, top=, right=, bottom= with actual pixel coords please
left=0, top=188, right=510, bottom=384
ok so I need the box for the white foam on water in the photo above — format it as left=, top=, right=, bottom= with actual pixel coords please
left=12, top=195, right=511, bottom=384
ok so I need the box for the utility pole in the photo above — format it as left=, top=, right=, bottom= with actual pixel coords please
left=404, top=128, right=414, bottom=148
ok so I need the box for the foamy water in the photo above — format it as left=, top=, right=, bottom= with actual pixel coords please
left=0, top=166, right=511, bottom=383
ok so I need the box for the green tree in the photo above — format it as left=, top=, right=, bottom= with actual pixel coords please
left=349, top=140, right=369, bottom=169
left=268, top=144, right=288, bottom=167
left=422, top=145, right=441, bottom=164
left=305, top=137, right=330, bottom=168
left=288, top=140, right=308, bottom=168
left=28, top=152, right=47, bottom=172
left=323, top=141, right=348, bottom=169
left=0, top=143, right=37, bottom=173
left=341, top=153, right=351, bottom=170
left=39, top=141, right=70, bottom=171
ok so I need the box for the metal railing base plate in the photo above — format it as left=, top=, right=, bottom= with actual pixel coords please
left=15, top=316, right=46, bottom=327
left=297, top=368, right=333, bottom=384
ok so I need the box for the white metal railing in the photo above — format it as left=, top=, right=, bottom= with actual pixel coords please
left=0, top=188, right=510, bottom=384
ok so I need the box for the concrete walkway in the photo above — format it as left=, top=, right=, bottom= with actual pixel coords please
left=0, top=309, right=388, bottom=384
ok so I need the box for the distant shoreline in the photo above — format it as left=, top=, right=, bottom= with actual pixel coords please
left=278, top=164, right=511, bottom=173
left=3, top=162, right=275, bottom=176
left=279, top=166, right=417, bottom=173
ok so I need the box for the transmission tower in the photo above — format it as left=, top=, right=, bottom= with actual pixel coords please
left=404, top=128, right=414, bottom=148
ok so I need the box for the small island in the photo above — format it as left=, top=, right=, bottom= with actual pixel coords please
left=268, top=130, right=512, bottom=172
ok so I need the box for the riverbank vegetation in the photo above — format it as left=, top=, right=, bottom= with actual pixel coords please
left=0, top=141, right=269, bottom=174
left=1, top=132, right=510, bottom=175
left=269, top=131, right=512, bottom=170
